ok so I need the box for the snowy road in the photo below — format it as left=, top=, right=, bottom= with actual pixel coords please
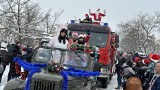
left=96, top=75, right=121, bottom=90
left=0, top=65, right=9, bottom=90
left=0, top=65, right=119, bottom=90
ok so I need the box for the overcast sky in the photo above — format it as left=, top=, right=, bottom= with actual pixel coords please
left=33, top=0, right=160, bottom=32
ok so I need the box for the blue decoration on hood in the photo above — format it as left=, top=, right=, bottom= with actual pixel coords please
left=60, top=67, right=100, bottom=90
left=14, top=57, right=100, bottom=90
left=14, top=57, right=47, bottom=90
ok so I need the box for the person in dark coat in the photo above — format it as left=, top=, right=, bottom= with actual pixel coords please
left=0, top=49, right=9, bottom=84
left=148, top=61, right=160, bottom=90
left=115, top=53, right=126, bottom=89
left=7, top=39, right=21, bottom=81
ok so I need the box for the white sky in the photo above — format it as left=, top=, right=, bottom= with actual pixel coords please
left=33, top=0, right=160, bottom=32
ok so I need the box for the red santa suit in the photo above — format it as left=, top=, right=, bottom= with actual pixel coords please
left=69, top=31, right=78, bottom=45
left=89, top=9, right=106, bottom=24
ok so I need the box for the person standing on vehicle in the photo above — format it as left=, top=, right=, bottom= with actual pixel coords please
left=48, top=28, right=69, bottom=49
left=69, top=29, right=90, bottom=48
left=68, top=31, right=78, bottom=46
left=76, top=34, right=91, bottom=53
left=80, top=14, right=92, bottom=24
left=7, top=38, right=22, bottom=81
left=148, top=61, right=160, bottom=90
left=48, top=28, right=69, bottom=64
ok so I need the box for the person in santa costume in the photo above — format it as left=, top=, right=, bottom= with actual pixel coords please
left=89, top=8, right=106, bottom=24
left=68, top=31, right=78, bottom=45
left=76, top=34, right=91, bottom=53
left=80, top=14, right=92, bottom=24
left=69, top=29, right=91, bottom=49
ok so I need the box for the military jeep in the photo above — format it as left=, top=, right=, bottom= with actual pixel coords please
left=4, top=47, right=97, bottom=90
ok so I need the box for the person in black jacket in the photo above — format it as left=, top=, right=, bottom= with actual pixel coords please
left=7, top=39, right=21, bottom=81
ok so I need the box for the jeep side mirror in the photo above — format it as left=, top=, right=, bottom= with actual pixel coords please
left=90, top=52, right=94, bottom=57
left=115, top=43, right=119, bottom=48
left=115, top=34, right=119, bottom=43
left=90, top=52, right=100, bottom=59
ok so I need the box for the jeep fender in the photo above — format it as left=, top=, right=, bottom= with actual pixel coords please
left=3, top=79, right=26, bottom=90
left=73, top=87, right=90, bottom=90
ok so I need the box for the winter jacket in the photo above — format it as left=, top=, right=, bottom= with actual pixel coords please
left=115, top=57, right=126, bottom=74
left=147, top=61, right=156, bottom=74
left=48, top=36, right=69, bottom=63
left=150, top=76, right=160, bottom=90
left=48, top=36, right=69, bottom=49
left=133, top=66, right=141, bottom=78
left=7, top=44, right=21, bottom=56
left=121, top=63, right=135, bottom=79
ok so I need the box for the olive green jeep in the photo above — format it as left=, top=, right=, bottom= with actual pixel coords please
left=4, top=47, right=98, bottom=90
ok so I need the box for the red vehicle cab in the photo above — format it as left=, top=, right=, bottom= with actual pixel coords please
left=67, top=20, right=119, bottom=88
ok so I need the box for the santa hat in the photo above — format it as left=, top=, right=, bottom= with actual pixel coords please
left=134, top=57, right=141, bottom=62
left=151, top=54, right=160, bottom=60
left=142, top=59, right=150, bottom=65
left=78, top=34, right=86, bottom=38
left=85, top=14, right=89, bottom=17
left=72, top=31, right=78, bottom=37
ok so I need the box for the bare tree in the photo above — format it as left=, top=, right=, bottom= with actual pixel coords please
left=0, top=0, right=64, bottom=45
left=0, top=0, right=42, bottom=42
left=118, top=12, right=160, bottom=54
left=39, top=9, right=64, bottom=34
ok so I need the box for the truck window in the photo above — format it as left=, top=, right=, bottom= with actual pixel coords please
left=75, top=31, right=108, bottom=48
left=89, top=33, right=108, bottom=47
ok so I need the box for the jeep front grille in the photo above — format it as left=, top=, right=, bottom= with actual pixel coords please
left=31, top=78, right=55, bottom=90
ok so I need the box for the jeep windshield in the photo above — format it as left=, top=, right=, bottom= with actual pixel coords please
left=33, top=47, right=89, bottom=68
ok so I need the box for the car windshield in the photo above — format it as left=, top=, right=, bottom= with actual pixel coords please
left=33, top=47, right=89, bottom=67
left=75, top=31, right=108, bottom=48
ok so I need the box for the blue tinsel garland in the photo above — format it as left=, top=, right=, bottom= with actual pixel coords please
left=14, top=57, right=100, bottom=90
left=14, top=57, right=47, bottom=90
left=60, top=67, right=100, bottom=90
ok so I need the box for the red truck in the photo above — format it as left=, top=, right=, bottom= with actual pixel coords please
left=67, top=21, right=119, bottom=88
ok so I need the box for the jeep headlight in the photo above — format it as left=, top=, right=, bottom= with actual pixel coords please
left=100, top=68, right=106, bottom=73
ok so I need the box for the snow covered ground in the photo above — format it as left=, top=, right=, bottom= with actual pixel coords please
left=0, top=65, right=120, bottom=90
left=96, top=75, right=123, bottom=90
left=0, top=65, right=9, bottom=90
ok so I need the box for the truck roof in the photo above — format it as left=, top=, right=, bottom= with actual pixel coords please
left=67, top=23, right=110, bottom=34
